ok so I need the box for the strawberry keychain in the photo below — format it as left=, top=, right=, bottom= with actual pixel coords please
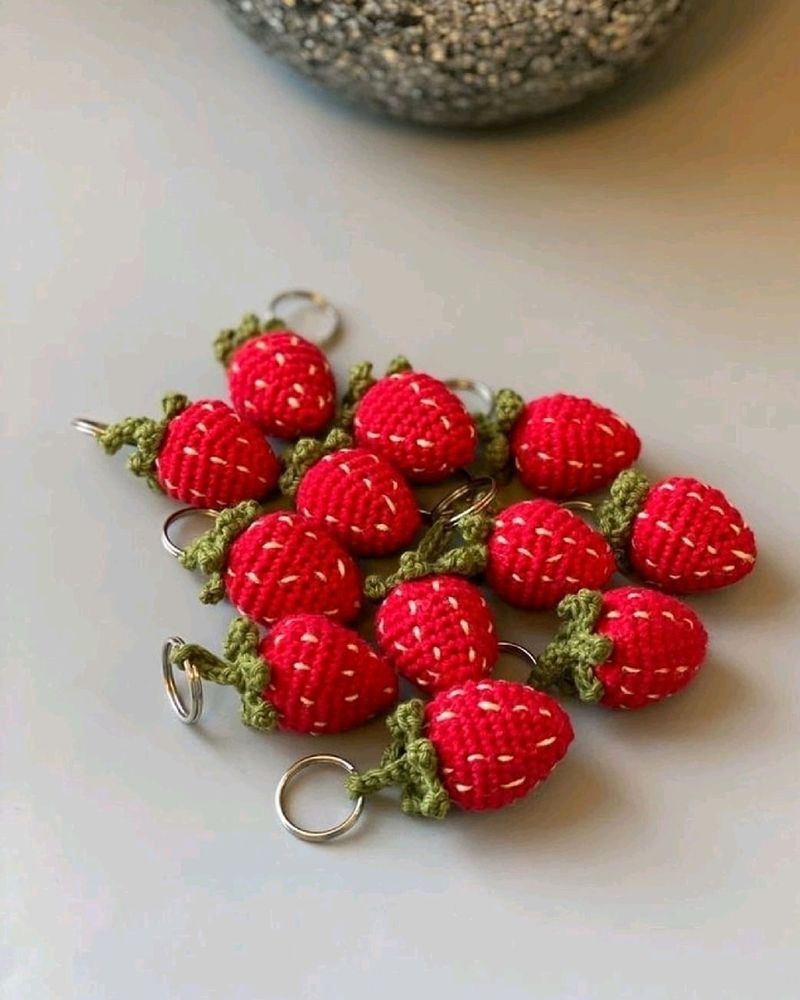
left=510, top=392, right=641, bottom=497
left=163, top=615, right=397, bottom=733
left=279, top=428, right=422, bottom=557
left=73, top=393, right=280, bottom=508
left=161, top=501, right=362, bottom=625
left=531, top=586, right=709, bottom=710
left=595, top=470, right=757, bottom=592
left=275, top=679, right=574, bottom=841
left=214, top=290, right=339, bottom=439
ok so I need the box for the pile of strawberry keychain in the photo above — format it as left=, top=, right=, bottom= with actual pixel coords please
left=74, top=290, right=757, bottom=842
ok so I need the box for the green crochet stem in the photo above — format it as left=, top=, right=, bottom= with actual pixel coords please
left=97, top=392, right=190, bottom=491
left=279, top=427, right=354, bottom=497
left=345, top=700, right=450, bottom=819
left=473, top=387, right=525, bottom=478
left=179, top=500, right=262, bottom=604
left=214, top=313, right=286, bottom=367
left=596, top=468, right=652, bottom=569
left=335, top=355, right=413, bottom=431
left=534, top=590, right=613, bottom=703
left=171, top=617, right=277, bottom=730
left=363, top=509, right=493, bottom=601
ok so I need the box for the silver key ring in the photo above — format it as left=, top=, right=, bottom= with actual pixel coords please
left=497, top=640, right=540, bottom=686
left=444, top=378, right=495, bottom=416
left=430, top=475, right=497, bottom=528
left=560, top=500, right=596, bottom=514
left=268, top=289, right=341, bottom=348
left=162, top=636, right=204, bottom=724
left=275, top=754, right=365, bottom=843
left=161, top=507, right=219, bottom=558
left=71, top=417, right=108, bottom=438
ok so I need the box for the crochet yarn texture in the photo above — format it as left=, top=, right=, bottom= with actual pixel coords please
left=347, top=680, right=574, bottom=816
left=597, top=470, right=757, bottom=592
left=486, top=499, right=615, bottom=611
left=98, top=393, right=279, bottom=508
left=215, top=314, right=336, bottom=438
left=537, top=587, right=708, bottom=710
left=375, top=575, right=498, bottom=693
left=510, top=393, right=640, bottom=498
left=172, top=615, right=397, bottom=734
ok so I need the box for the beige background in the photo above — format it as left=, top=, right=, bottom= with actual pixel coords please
left=3, top=1, right=799, bottom=998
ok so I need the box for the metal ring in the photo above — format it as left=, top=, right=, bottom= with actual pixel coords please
left=560, top=500, right=596, bottom=514
left=444, top=378, right=495, bottom=416
left=275, top=754, right=364, bottom=843
left=268, top=289, right=341, bottom=348
left=497, top=641, right=540, bottom=686
left=71, top=417, right=108, bottom=438
left=430, top=475, right=497, bottom=528
left=162, top=636, right=204, bottom=724
left=161, top=507, right=218, bottom=558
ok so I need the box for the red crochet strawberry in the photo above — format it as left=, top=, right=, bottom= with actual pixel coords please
left=353, top=369, right=477, bottom=483
left=215, top=315, right=336, bottom=439
left=90, top=393, right=280, bottom=508
left=597, top=470, right=757, bottom=593
left=486, top=499, right=615, bottom=610
left=178, top=501, right=362, bottom=626
left=536, top=586, right=708, bottom=710
left=510, top=393, right=641, bottom=498
left=346, top=679, right=573, bottom=817
left=375, top=575, right=499, bottom=692
left=171, top=615, right=397, bottom=733
left=280, top=430, right=421, bottom=557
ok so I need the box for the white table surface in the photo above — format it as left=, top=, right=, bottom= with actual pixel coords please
left=3, top=2, right=799, bottom=998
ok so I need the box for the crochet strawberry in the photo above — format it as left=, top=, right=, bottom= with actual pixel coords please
left=215, top=315, right=336, bottom=438
left=171, top=616, right=397, bottom=734
left=353, top=368, right=477, bottom=483
left=280, top=429, right=421, bottom=557
left=89, top=393, right=280, bottom=508
left=536, top=587, right=708, bottom=710
left=486, top=499, right=615, bottom=610
left=346, top=679, right=573, bottom=817
left=375, top=575, right=499, bottom=692
left=510, top=393, right=641, bottom=498
left=597, top=470, right=757, bottom=593
left=178, top=501, right=362, bottom=625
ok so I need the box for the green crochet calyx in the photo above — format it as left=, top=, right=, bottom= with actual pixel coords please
left=97, top=392, right=190, bottom=491
left=279, top=427, right=353, bottom=498
left=345, top=700, right=450, bottom=819
left=171, top=617, right=277, bottom=730
left=596, top=468, right=652, bottom=568
left=214, top=314, right=287, bottom=368
left=179, top=500, right=262, bottom=604
left=473, top=387, right=525, bottom=478
left=535, top=590, right=613, bottom=703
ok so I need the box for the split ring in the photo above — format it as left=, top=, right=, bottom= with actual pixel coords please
left=71, top=418, right=108, bottom=438
left=430, top=475, right=497, bottom=528
left=162, top=636, right=204, bottom=724
left=275, top=754, right=364, bottom=843
left=444, top=378, right=495, bottom=416
left=497, top=640, right=540, bottom=686
left=268, top=289, right=341, bottom=348
left=161, top=507, right=219, bottom=558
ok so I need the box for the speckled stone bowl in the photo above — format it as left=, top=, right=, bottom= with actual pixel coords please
left=220, top=0, right=693, bottom=127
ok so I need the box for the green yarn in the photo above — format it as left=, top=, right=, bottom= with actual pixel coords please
left=535, top=590, right=612, bottom=703
left=279, top=427, right=353, bottom=497
left=385, top=355, right=413, bottom=376
left=179, top=500, right=262, bottom=604
left=170, top=617, right=277, bottom=730
left=97, top=392, right=190, bottom=491
left=596, top=468, right=652, bottom=568
left=345, top=700, right=450, bottom=819
left=214, top=313, right=285, bottom=367
left=473, top=387, right=525, bottom=477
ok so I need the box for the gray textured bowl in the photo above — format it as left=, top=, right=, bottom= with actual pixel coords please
left=220, top=0, right=693, bottom=127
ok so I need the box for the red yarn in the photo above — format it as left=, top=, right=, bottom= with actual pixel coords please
left=354, top=371, right=477, bottom=483
left=593, top=586, right=708, bottom=710
left=425, top=679, right=573, bottom=811
left=225, top=512, right=362, bottom=625
left=260, top=615, right=397, bottom=733
left=296, top=448, right=421, bottom=557
left=227, top=330, right=336, bottom=439
left=510, top=394, right=640, bottom=498
left=630, top=477, right=757, bottom=593
left=486, top=499, right=615, bottom=610
left=375, top=575, right=498, bottom=693
left=155, top=400, right=279, bottom=508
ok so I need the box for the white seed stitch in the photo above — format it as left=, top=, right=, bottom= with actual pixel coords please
left=467, top=753, right=486, bottom=762
left=344, top=694, right=359, bottom=703
left=478, top=700, right=501, bottom=712
left=301, top=633, right=319, bottom=643
left=183, top=446, right=199, bottom=456
left=455, top=784, right=473, bottom=793
left=280, top=575, right=299, bottom=584
left=436, top=710, right=457, bottom=721
left=497, top=754, right=515, bottom=762
left=293, top=662, right=311, bottom=671
left=500, top=777, right=526, bottom=789
left=246, top=571, right=261, bottom=584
